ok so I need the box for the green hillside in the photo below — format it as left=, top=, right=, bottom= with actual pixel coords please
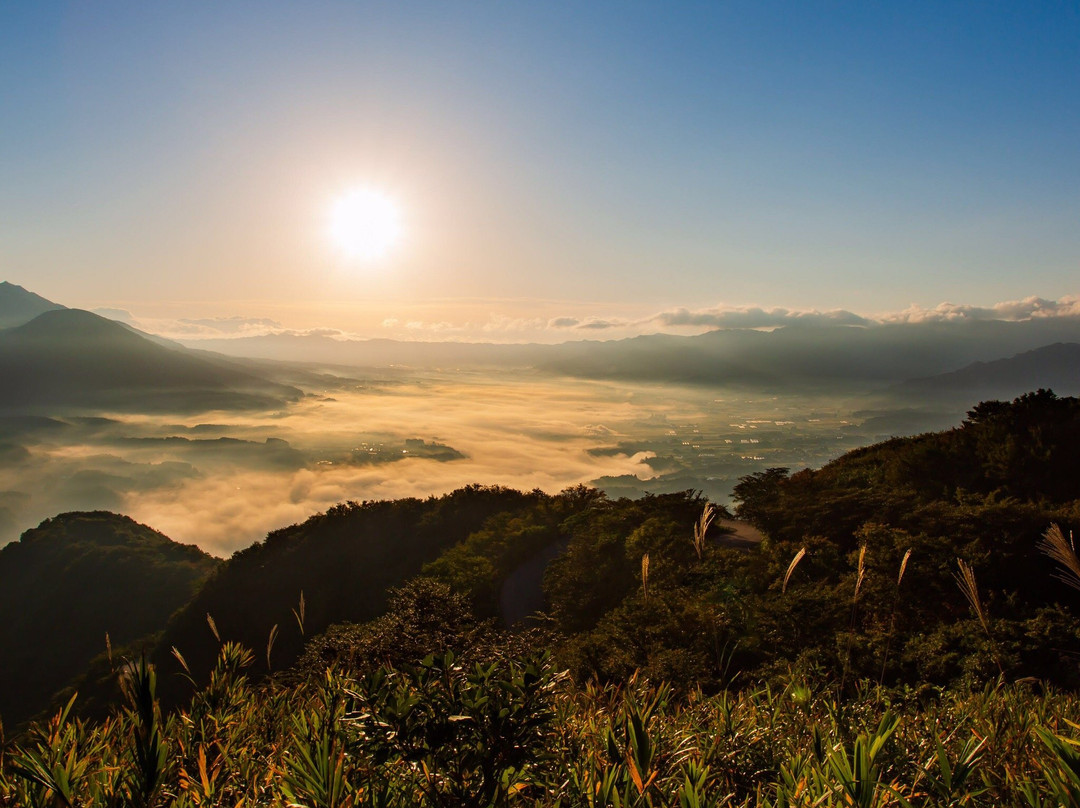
left=0, top=512, right=218, bottom=726
left=145, top=485, right=562, bottom=705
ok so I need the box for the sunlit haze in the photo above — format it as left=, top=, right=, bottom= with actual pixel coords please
left=2, top=2, right=1076, bottom=338
left=1, top=2, right=1079, bottom=553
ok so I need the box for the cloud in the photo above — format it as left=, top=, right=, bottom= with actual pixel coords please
left=106, top=294, right=1080, bottom=351
left=175, top=316, right=284, bottom=335
left=880, top=296, right=1080, bottom=324
left=576, top=318, right=631, bottom=330
left=280, top=327, right=346, bottom=338
left=92, top=308, right=136, bottom=323
left=583, top=424, right=617, bottom=437
left=655, top=306, right=871, bottom=329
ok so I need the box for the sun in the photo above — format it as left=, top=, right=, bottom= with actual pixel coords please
left=328, top=187, right=403, bottom=262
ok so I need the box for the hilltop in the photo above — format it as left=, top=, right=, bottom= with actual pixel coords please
left=0, top=511, right=219, bottom=726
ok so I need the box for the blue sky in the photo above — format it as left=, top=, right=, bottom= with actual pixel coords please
left=1, top=1, right=1077, bottom=339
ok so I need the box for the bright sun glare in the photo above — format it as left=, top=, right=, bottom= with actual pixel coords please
left=328, top=187, right=402, bottom=262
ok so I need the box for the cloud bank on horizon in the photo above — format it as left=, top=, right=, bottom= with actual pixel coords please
left=96, top=294, right=1080, bottom=344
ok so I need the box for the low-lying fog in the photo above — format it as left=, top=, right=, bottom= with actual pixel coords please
left=0, top=367, right=963, bottom=556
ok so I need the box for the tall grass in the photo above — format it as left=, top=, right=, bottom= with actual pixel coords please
left=693, top=503, right=717, bottom=562
left=954, top=558, right=1005, bottom=677
left=878, top=548, right=912, bottom=686
left=4, top=645, right=1080, bottom=807
left=781, top=547, right=806, bottom=594
left=1039, top=523, right=1080, bottom=592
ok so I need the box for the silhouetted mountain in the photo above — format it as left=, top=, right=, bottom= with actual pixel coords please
left=0, top=309, right=303, bottom=413
left=0, top=281, right=65, bottom=329
left=537, top=320, right=1080, bottom=388
left=899, top=342, right=1080, bottom=399
left=184, top=318, right=1080, bottom=390
left=0, top=511, right=219, bottom=726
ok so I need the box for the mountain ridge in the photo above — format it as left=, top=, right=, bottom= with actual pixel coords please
left=899, top=342, right=1080, bottom=398
left=0, top=281, right=65, bottom=329
left=0, top=308, right=303, bottom=413
left=180, top=318, right=1080, bottom=390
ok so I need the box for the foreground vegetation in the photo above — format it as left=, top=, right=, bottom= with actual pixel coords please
left=3, top=637, right=1080, bottom=807
left=3, top=390, right=1080, bottom=805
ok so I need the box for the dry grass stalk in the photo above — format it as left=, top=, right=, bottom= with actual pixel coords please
left=782, top=547, right=807, bottom=594
left=293, top=590, right=306, bottom=636
left=207, top=612, right=221, bottom=644
left=693, top=503, right=717, bottom=561
left=954, top=558, right=1005, bottom=676
left=897, top=548, right=912, bottom=586
left=1039, top=523, right=1080, bottom=592
left=171, top=646, right=192, bottom=677
left=879, top=548, right=914, bottom=686
left=266, top=624, right=279, bottom=672
left=854, top=545, right=867, bottom=601
left=641, top=554, right=651, bottom=602
left=954, top=559, right=989, bottom=635
left=842, top=545, right=868, bottom=694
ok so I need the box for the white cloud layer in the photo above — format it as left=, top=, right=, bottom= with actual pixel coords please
left=654, top=306, right=872, bottom=329
left=879, top=296, right=1080, bottom=324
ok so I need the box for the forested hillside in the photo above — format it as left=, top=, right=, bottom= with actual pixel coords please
left=0, top=512, right=218, bottom=725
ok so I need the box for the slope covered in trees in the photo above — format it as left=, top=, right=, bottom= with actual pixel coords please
left=142, top=485, right=565, bottom=706
left=417, top=391, right=1080, bottom=690
left=0, top=512, right=218, bottom=726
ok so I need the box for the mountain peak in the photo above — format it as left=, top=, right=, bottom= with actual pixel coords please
left=0, top=281, right=65, bottom=329
left=7, top=308, right=133, bottom=341
left=0, top=307, right=303, bottom=414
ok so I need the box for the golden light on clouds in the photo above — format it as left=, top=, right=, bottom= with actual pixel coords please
left=327, top=187, right=403, bottom=262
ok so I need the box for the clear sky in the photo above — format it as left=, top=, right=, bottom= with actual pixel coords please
left=1, top=1, right=1078, bottom=341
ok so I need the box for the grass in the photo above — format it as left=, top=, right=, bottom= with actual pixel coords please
left=1039, top=523, right=1080, bottom=593
left=3, top=642, right=1080, bottom=807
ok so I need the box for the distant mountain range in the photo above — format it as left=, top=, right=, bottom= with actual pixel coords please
left=0, top=285, right=302, bottom=413
left=899, top=342, right=1080, bottom=399
left=185, top=317, right=1080, bottom=392
left=4, top=280, right=1080, bottom=404
left=0, top=511, right=219, bottom=726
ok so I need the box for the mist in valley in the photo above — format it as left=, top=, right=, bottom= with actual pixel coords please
left=0, top=360, right=966, bottom=554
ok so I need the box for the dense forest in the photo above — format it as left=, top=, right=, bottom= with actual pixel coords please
left=0, top=513, right=218, bottom=726
left=2, top=391, right=1080, bottom=806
